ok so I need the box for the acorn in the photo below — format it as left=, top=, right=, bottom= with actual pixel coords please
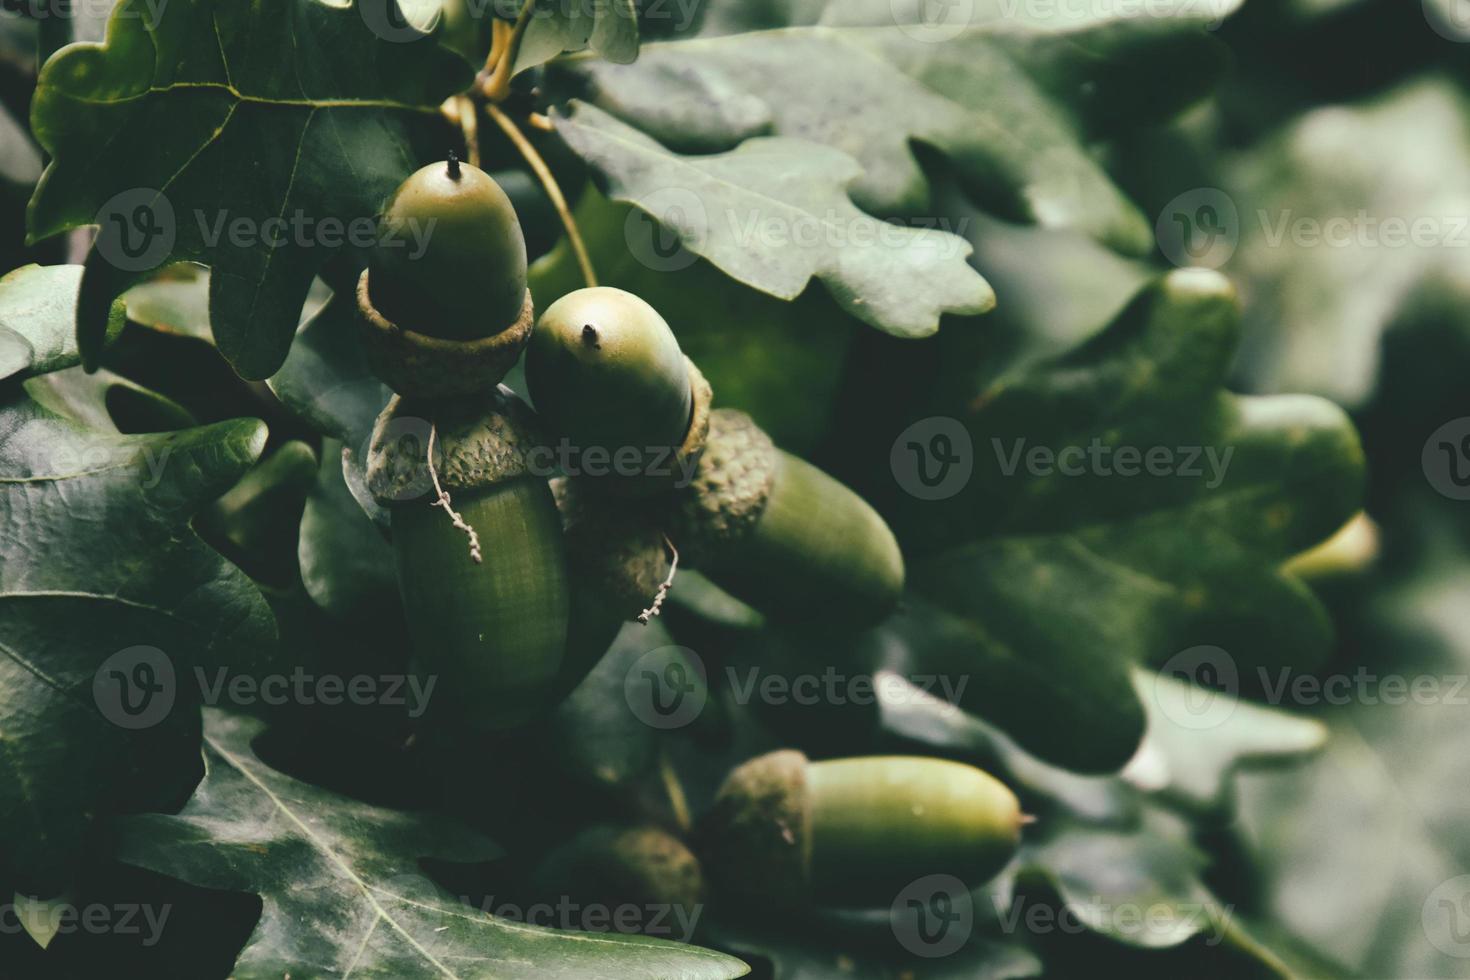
left=698, top=751, right=1024, bottom=910
left=366, top=387, right=569, bottom=732
left=673, top=410, right=904, bottom=627
left=357, top=156, right=534, bottom=397
left=547, top=476, right=675, bottom=698
left=525, top=286, right=711, bottom=495
left=531, top=824, right=705, bottom=928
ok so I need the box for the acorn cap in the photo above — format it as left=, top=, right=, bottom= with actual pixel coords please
left=365, top=386, right=549, bottom=505
left=671, top=409, right=777, bottom=563
left=532, top=825, right=705, bottom=915
left=551, top=476, right=670, bottom=614
left=696, top=749, right=812, bottom=909
left=356, top=269, right=535, bottom=398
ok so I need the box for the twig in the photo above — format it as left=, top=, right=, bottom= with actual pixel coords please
left=485, top=102, right=598, bottom=288
left=481, top=0, right=537, bottom=103
left=638, top=535, right=679, bottom=625
left=456, top=95, right=481, bottom=167
left=427, top=424, right=483, bottom=564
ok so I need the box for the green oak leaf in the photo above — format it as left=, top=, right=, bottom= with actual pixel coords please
left=1235, top=502, right=1470, bottom=979
left=1228, top=78, right=1470, bottom=406
left=116, top=709, right=750, bottom=979
left=553, top=1, right=1242, bottom=252
left=298, top=438, right=397, bottom=623
left=0, top=391, right=274, bottom=892
left=26, top=0, right=472, bottom=380
left=872, top=269, right=1362, bottom=771
left=0, top=265, right=126, bottom=382
left=552, top=102, right=994, bottom=338
left=268, top=291, right=392, bottom=450
left=516, top=0, right=640, bottom=72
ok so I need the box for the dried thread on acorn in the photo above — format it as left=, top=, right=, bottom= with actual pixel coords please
left=427, top=422, right=483, bottom=564
left=637, top=534, right=679, bottom=625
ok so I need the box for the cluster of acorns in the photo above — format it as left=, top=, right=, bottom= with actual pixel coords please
left=356, top=157, right=1025, bottom=919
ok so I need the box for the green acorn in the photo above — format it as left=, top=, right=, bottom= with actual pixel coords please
left=526, top=287, right=711, bottom=494
left=673, top=410, right=904, bottom=627
left=531, top=824, right=705, bottom=926
left=549, top=476, right=672, bottom=699
left=698, top=750, right=1024, bottom=910
left=358, top=156, right=534, bottom=397
left=367, top=387, right=569, bottom=732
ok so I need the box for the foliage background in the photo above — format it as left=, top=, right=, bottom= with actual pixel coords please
left=0, top=0, right=1468, bottom=976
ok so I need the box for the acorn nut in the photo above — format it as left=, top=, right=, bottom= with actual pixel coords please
left=698, top=750, right=1024, bottom=909
left=531, top=824, right=705, bottom=928
left=526, top=287, right=711, bottom=495
left=367, top=387, right=570, bottom=732
left=673, top=410, right=904, bottom=627
left=358, top=157, right=534, bottom=397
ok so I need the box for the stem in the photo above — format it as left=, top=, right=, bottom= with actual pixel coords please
left=481, top=0, right=537, bottom=103
left=659, top=749, right=692, bottom=834
left=427, top=424, right=483, bottom=565
left=637, top=535, right=679, bottom=625
left=455, top=97, right=481, bottom=167
left=486, top=102, right=598, bottom=288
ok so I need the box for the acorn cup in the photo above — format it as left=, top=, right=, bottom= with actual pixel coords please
left=697, top=750, right=1025, bottom=911
left=526, top=286, right=712, bottom=496
left=531, top=824, right=706, bottom=930
left=672, top=410, right=905, bottom=628
left=549, top=476, right=673, bottom=700
left=357, top=156, right=534, bottom=398
left=367, top=387, right=570, bottom=733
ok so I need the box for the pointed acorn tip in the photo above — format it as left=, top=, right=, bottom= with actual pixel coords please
left=446, top=151, right=462, bottom=180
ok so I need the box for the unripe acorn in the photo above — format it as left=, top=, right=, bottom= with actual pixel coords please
left=358, top=156, right=535, bottom=397
left=531, top=824, right=705, bottom=925
left=673, top=410, right=904, bottom=627
left=549, top=477, right=671, bottom=699
left=698, top=750, right=1023, bottom=910
left=367, top=387, right=569, bottom=732
left=526, top=287, right=710, bottom=494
